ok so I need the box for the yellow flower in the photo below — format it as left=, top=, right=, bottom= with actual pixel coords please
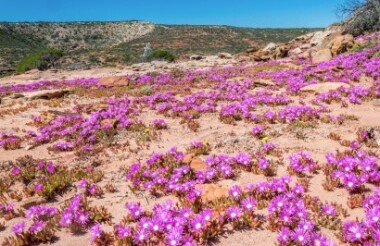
left=203, top=139, right=209, bottom=145
left=144, top=128, right=150, bottom=133
left=261, top=136, right=269, bottom=143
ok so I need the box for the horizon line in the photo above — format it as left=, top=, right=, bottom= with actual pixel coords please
left=0, top=20, right=329, bottom=29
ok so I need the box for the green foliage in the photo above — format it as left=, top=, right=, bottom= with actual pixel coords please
left=372, top=50, right=380, bottom=57
left=348, top=41, right=377, bottom=53
left=148, top=49, right=176, bottom=62
left=16, top=48, right=63, bottom=73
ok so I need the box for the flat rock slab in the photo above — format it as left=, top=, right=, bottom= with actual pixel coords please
left=98, top=76, right=129, bottom=87
left=300, top=82, right=350, bottom=93
left=195, top=184, right=228, bottom=202
left=7, top=89, right=72, bottom=101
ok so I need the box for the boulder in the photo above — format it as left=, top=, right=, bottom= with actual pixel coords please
left=218, top=52, right=233, bottom=59
left=330, top=34, right=354, bottom=56
left=263, top=42, right=277, bottom=52
left=300, top=82, right=350, bottom=93
left=310, top=31, right=332, bottom=47
left=99, top=76, right=128, bottom=87
left=23, top=89, right=71, bottom=100
left=250, top=46, right=288, bottom=62
left=195, top=184, right=229, bottom=202
left=311, top=49, right=332, bottom=63
left=246, top=47, right=259, bottom=53
left=189, top=55, right=203, bottom=60
left=189, top=157, right=208, bottom=172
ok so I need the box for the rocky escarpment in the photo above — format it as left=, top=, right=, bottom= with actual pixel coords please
left=243, top=25, right=356, bottom=64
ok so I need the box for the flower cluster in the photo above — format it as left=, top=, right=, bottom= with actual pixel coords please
left=288, top=151, right=318, bottom=176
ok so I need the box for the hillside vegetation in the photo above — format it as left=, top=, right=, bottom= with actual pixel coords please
left=0, top=21, right=320, bottom=75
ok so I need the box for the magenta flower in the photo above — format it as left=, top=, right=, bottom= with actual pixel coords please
left=12, top=221, right=25, bottom=235
left=241, top=197, right=256, bottom=211
left=29, top=220, right=45, bottom=234
left=11, top=166, right=21, bottom=175
left=90, top=224, right=103, bottom=242
left=322, top=205, right=336, bottom=217
left=226, top=206, right=241, bottom=221
left=133, top=229, right=149, bottom=244
left=228, top=185, right=242, bottom=200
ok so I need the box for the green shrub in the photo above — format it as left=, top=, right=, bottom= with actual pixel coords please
left=348, top=41, right=377, bottom=53
left=148, top=50, right=176, bottom=62
left=16, top=48, right=63, bottom=73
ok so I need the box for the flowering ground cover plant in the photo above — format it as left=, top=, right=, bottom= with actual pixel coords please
left=0, top=32, right=379, bottom=245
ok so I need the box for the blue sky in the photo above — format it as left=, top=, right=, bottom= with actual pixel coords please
left=1, top=0, right=344, bottom=28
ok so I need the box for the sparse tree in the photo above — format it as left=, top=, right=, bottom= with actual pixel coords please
left=141, top=43, right=152, bottom=61
left=337, top=0, right=380, bottom=35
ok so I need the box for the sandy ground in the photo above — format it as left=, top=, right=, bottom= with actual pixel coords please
left=0, top=60, right=379, bottom=246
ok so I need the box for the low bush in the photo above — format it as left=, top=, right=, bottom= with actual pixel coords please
left=147, top=49, right=175, bottom=62
left=16, top=48, right=63, bottom=73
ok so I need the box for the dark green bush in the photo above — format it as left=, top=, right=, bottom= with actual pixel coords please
left=147, top=50, right=176, bottom=62
left=16, top=48, right=63, bottom=73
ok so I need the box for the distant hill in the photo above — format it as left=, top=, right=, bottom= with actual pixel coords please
left=0, top=21, right=321, bottom=75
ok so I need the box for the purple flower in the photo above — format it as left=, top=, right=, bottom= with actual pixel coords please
left=322, top=205, right=336, bottom=217
left=241, top=197, right=256, bottom=211
left=133, top=229, right=149, bottom=244
left=75, top=211, right=89, bottom=225
left=29, top=220, right=45, bottom=234
left=228, top=185, right=242, bottom=200
left=126, top=202, right=143, bottom=219
left=190, top=216, right=205, bottom=232
left=46, top=162, right=55, bottom=174
left=11, top=166, right=21, bottom=175
left=35, top=183, right=43, bottom=192
left=292, top=227, right=310, bottom=245
left=116, top=225, right=132, bottom=239
left=90, top=224, right=103, bottom=242
left=166, top=227, right=183, bottom=246
left=277, top=227, right=291, bottom=244
left=258, top=158, right=270, bottom=170
left=226, top=206, right=241, bottom=221
left=12, top=221, right=25, bottom=235
left=343, top=221, right=367, bottom=243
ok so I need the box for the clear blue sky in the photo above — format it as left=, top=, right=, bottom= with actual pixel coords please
left=1, top=0, right=345, bottom=28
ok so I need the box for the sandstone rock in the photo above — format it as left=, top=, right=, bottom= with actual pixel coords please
left=263, top=42, right=277, bottom=52
left=183, top=153, right=195, bottom=164
left=250, top=46, right=288, bottom=62
left=218, top=52, right=233, bottom=59
left=300, top=82, right=350, bottom=93
left=330, top=34, right=354, bottom=56
left=23, top=89, right=71, bottom=100
left=190, top=157, right=208, bottom=172
left=312, top=49, right=332, bottom=63
left=289, top=47, right=302, bottom=56
left=99, top=76, right=128, bottom=87
left=310, top=30, right=332, bottom=47
left=246, top=47, right=259, bottom=53
left=189, top=55, right=203, bottom=60
left=195, top=184, right=228, bottom=202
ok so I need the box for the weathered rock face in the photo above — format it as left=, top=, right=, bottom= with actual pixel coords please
left=300, top=82, right=350, bottom=93
left=247, top=45, right=288, bottom=62
left=22, top=89, right=71, bottom=100
left=189, top=55, right=203, bottom=61
left=98, top=76, right=129, bottom=87
left=263, top=42, right=277, bottom=52
left=311, top=49, right=333, bottom=63
left=218, top=52, right=233, bottom=59
left=330, top=34, right=354, bottom=56
left=310, top=30, right=333, bottom=47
